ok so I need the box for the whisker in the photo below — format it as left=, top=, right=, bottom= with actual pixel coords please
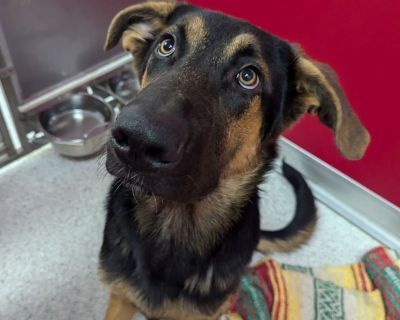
left=152, top=192, right=158, bottom=212
left=131, top=185, right=138, bottom=203
left=113, top=178, right=123, bottom=194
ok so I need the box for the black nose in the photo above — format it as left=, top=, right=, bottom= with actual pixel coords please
left=111, top=105, right=188, bottom=169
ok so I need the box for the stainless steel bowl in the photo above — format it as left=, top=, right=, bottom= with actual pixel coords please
left=39, top=93, right=114, bottom=157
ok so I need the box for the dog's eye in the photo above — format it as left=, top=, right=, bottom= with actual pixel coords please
left=157, top=37, right=175, bottom=57
left=237, top=68, right=259, bottom=89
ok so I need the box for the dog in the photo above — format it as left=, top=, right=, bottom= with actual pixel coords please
left=99, top=1, right=370, bottom=319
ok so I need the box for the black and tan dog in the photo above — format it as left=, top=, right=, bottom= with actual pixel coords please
left=99, top=1, right=370, bottom=319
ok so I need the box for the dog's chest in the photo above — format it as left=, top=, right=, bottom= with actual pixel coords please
left=100, top=183, right=261, bottom=314
left=100, top=234, right=241, bottom=318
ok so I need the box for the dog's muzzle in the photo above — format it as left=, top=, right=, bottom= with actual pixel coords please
left=110, top=102, right=189, bottom=171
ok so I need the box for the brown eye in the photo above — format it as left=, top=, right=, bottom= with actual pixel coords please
left=237, top=67, right=259, bottom=89
left=157, top=37, right=175, bottom=57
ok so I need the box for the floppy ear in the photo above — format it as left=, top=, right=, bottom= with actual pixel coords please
left=104, top=1, right=177, bottom=54
left=284, top=46, right=370, bottom=160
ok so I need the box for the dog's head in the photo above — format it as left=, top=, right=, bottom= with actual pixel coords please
left=104, top=1, right=370, bottom=202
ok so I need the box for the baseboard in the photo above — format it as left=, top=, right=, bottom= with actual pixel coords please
left=279, top=137, right=400, bottom=249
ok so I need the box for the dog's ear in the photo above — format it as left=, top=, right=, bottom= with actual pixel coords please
left=104, top=1, right=177, bottom=53
left=284, top=46, right=370, bottom=160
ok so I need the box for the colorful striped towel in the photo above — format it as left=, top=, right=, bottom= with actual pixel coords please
left=226, top=246, right=400, bottom=320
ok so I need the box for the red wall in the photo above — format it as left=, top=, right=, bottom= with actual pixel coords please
left=190, top=0, right=400, bottom=207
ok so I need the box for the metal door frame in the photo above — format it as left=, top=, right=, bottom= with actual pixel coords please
left=0, top=21, right=32, bottom=163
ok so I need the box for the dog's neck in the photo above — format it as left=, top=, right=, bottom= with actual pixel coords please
left=133, top=164, right=263, bottom=255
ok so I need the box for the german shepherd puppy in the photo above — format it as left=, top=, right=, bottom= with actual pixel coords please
left=99, top=2, right=370, bottom=319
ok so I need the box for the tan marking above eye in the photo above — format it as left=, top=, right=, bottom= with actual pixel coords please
left=223, top=33, right=270, bottom=83
left=184, top=15, right=206, bottom=49
left=223, top=33, right=259, bottom=61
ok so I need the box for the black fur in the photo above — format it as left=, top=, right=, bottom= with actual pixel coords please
left=260, top=161, right=316, bottom=241
left=100, top=146, right=315, bottom=316
left=100, top=3, right=319, bottom=318
left=100, top=179, right=260, bottom=314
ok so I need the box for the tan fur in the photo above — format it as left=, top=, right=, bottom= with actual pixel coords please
left=223, top=96, right=263, bottom=177
left=296, top=57, right=344, bottom=121
left=223, top=34, right=269, bottom=77
left=184, top=15, right=207, bottom=49
left=141, top=64, right=151, bottom=87
left=140, top=54, right=162, bottom=88
left=101, top=275, right=229, bottom=320
left=104, top=293, right=138, bottom=320
left=102, top=7, right=328, bottom=319
left=182, top=266, right=238, bottom=297
left=256, top=211, right=317, bottom=253
left=184, top=265, right=214, bottom=295
left=133, top=163, right=261, bottom=255
left=214, top=273, right=238, bottom=292
left=104, top=1, right=177, bottom=52
left=223, top=33, right=258, bottom=61
left=121, top=23, right=157, bottom=53
left=129, top=97, right=264, bottom=256
left=140, top=14, right=206, bottom=88
left=130, top=96, right=265, bottom=254
left=290, top=54, right=370, bottom=160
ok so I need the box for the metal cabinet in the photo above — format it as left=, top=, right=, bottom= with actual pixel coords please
left=0, top=0, right=138, bottom=165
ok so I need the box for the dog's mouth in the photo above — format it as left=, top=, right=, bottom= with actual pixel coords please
left=113, top=172, right=150, bottom=197
left=105, top=144, right=215, bottom=202
left=105, top=146, right=158, bottom=194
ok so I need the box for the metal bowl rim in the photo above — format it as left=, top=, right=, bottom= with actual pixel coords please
left=39, top=92, right=114, bottom=143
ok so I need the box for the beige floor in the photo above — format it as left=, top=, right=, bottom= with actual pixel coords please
left=0, top=145, right=379, bottom=320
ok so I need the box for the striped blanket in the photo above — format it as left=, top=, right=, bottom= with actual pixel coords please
left=226, top=246, right=400, bottom=320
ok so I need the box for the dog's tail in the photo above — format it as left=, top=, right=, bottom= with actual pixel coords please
left=257, top=161, right=317, bottom=254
